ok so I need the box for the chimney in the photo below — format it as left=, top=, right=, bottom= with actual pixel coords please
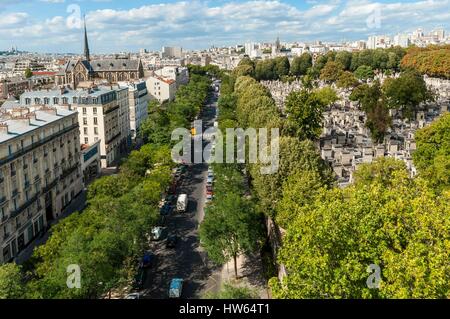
left=0, top=123, right=9, bottom=134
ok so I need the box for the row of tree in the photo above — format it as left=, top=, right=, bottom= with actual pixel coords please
left=233, top=47, right=408, bottom=82
left=401, top=45, right=450, bottom=79
left=0, top=73, right=212, bottom=299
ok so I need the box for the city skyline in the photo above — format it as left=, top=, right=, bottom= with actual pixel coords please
left=0, top=0, right=449, bottom=53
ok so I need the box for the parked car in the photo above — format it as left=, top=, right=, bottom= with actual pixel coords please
left=206, top=185, right=213, bottom=192
left=177, top=194, right=188, bottom=213
left=166, top=234, right=178, bottom=248
left=141, top=251, right=155, bottom=268
left=206, top=193, right=214, bottom=202
left=206, top=176, right=214, bottom=186
left=160, top=203, right=172, bottom=216
left=151, top=227, right=163, bottom=241
left=169, top=278, right=184, bottom=298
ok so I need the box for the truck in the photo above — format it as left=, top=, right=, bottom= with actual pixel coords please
left=169, top=278, right=184, bottom=298
left=177, top=194, right=188, bottom=213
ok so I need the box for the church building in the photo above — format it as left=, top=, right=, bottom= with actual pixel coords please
left=55, top=20, right=144, bottom=88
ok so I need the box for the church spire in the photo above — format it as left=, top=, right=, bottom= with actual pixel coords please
left=83, top=15, right=90, bottom=61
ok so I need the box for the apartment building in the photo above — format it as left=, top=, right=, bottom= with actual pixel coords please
left=20, top=85, right=131, bottom=168
left=117, top=80, right=149, bottom=139
left=0, top=105, right=82, bottom=264
left=145, top=76, right=177, bottom=103
left=154, top=66, right=189, bottom=88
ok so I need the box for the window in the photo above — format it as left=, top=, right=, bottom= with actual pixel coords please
left=25, top=98, right=31, bottom=105
left=84, top=137, right=89, bottom=144
left=94, top=127, right=98, bottom=135
left=84, top=128, right=88, bottom=135
left=83, top=118, right=87, bottom=125
left=93, top=117, right=98, bottom=125
left=82, top=107, right=87, bottom=115
left=62, top=97, right=68, bottom=104
left=73, top=97, right=78, bottom=104
left=53, top=97, right=59, bottom=104
left=93, top=107, right=97, bottom=115
left=94, top=137, right=99, bottom=142
left=44, top=98, right=50, bottom=105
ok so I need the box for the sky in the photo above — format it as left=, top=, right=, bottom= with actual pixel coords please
left=0, top=0, right=449, bottom=53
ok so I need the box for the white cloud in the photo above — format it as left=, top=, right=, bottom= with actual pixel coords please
left=0, top=0, right=449, bottom=52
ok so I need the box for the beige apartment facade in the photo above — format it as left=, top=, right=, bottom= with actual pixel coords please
left=0, top=105, right=82, bottom=264
left=20, top=86, right=131, bottom=168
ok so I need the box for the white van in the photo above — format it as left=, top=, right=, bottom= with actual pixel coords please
left=177, top=194, right=188, bottom=213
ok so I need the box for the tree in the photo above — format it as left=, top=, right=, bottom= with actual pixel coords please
left=337, top=71, right=359, bottom=90
left=24, top=68, right=33, bottom=78
left=383, top=69, right=433, bottom=120
left=140, top=107, right=171, bottom=145
left=276, top=170, right=330, bottom=229
left=0, top=263, right=24, bottom=299
left=401, top=45, right=450, bottom=79
left=349, top=81, right=391, bottom=143
left=335, top=51, right=353, bottom=71
left=314, top=87, right=339, bottom=107
left=200, top=192, right=263, bottom=278
left=274, top=57, right=290, bottom=78
left=319, top=61, right=344, bottom=83
left=290, top=53, right=313, bottom=76
left=270, top=158, right=450, bottom=298
left=233, top=64, right=255, bottom=78
left=354, top=65, right=374, bottom=82
left=284, top=89, right=327, bottom=140
left=250, top=137, right=334, bottom=216
left=413, top=112, right=450, bottom=192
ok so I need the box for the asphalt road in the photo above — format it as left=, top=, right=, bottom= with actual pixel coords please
left=142, top=90, right=221, bottom=299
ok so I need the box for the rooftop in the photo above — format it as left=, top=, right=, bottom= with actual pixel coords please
left=0, top=106, right=76, bottom=144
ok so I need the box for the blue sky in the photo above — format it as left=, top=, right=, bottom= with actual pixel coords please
left=0, top=0, right=449, bottom=53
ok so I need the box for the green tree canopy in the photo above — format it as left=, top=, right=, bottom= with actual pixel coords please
left=270, top=158, right=450, bottom=299
left=290, top=53, right=313, bottom=76
left=0, top=263, right=25, bottom=299
left=413, top=112, right=450, bottom=192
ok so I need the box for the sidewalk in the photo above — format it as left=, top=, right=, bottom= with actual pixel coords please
left=221, top=252, right=270, bottom=299
left=15, top=190, right=87, bottom=264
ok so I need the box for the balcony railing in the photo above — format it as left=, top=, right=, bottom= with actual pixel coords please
left=43, top=179, right=57, bottom=193
left=10, top=193, right=39, bottom=218
left=61, top=164, right=79, bottom=180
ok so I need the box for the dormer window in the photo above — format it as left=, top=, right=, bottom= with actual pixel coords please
left=25, top=98, right=31, bottom=105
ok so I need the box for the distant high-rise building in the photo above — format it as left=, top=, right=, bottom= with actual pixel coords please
left=394, top=34, right=411, bottom=48
left=161, top=46, right=183, bottom=59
